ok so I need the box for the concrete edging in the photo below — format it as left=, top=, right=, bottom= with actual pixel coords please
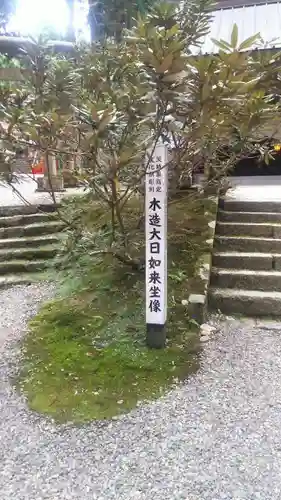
left=187, top=195, right=219, bottom=324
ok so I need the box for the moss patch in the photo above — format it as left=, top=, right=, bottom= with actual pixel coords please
left=18, top=192, right=215, bottom=423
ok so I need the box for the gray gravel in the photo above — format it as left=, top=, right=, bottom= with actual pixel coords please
left=2, top=285, right=281, bottom=499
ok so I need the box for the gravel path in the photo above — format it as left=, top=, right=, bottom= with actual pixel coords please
left=1, top=285, right=281, bottom=499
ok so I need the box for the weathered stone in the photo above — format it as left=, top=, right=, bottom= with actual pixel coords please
left=0, top=205, right=57, bottom=217
left=0, top=260, right=47, bottom=275
left=0, top=212, right=57, bottom=228
left=215, top=236, right=281, bottom=253
left=0, top=220, right=64, bottom=239
left=0, top=234, right=61, bottom=249
left=0, top=274, right=35, bottom=289
left=218, top=209, right=281, bottom=224
left=216, top=222, right=274, bottom=237
left=198, top=266, right=209, bottom=282
left=211, top=268, right=281, bottom=292
left=189, top=294, right=205, bottom=304
left=0, top=244, right=59, bottom=262
left=208, top=220, right=216, bottom=230
left=209, top=288, right=281, bottom=316
left=212, top=252, right=274, bottom=271
left=188, top=294, right=206, bottom=324
left=223, top=200, right=281, bottom=213
left=200, top=335, right=210, bottom=342
left=200, top=324, right=216, bottom=335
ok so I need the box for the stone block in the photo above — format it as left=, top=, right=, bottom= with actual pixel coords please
left=215, top=236, right=281, bottom=253
left=211, top=269, right=281, bottom=292
left=188, top=294, right=206, bottom=324
left=213, top=252, right=273, bottom=271
left=209, top=288, right=281, bottom=317
left=217, top=222, right=273, bottom=237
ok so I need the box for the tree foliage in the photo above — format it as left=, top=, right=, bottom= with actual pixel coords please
left=87, top=0, right=156, bottom=41
left=1, top=2, right=281, bottom=268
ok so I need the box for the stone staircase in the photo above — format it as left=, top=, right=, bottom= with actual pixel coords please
left=0, top=205, right=64, bottom=288
left=209, top=199, right=281, bottom=316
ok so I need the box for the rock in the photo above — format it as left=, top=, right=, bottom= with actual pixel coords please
left=200, top=335, right=210, bottom=342
left=225, top=315, right=236, bottom=321
left=189, top=294, right=205, bottom=305
left=198, top=267, right=209, bottom=281
left=208, top=220, right=216, bottom=230
left=200, top=323, right=216, bottom=336
left=181, top=299, right=189, bottom=306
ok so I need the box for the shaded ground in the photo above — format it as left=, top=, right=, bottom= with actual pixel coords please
left=18, top=194, right=214, bottom=422
left=2, top=286, right=281, bottom=499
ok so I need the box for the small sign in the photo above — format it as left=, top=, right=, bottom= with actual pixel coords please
left=145, top=142, right=168, bottom=348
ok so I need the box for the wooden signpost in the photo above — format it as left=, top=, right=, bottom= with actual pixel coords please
left=145, top=142, right=168, bottom=349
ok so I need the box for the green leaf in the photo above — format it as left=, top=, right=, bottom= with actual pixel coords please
left=238, top=33, right=260, bottom=51
left=158, top=53, right=174, bottom=73
left=231, top=23, right=238, bottom=49
left=211, top=38, right=232, bottom=52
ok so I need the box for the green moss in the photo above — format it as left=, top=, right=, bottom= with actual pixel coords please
left=18, top=193, right=213, bottom=423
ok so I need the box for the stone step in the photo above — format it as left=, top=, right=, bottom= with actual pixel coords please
left=212, top=252, right=281, bottom=270
left=0, top=259, right=49, bottom=275
left=0, top=273, right=47, bottom=290
left=211, top=268, right=281, bottom=292
left=220, top=200, right=281, bottom=213
left=215, top=236, right=281, bottom=253
left=0, top=234, right=62, bottom=249
left=0, top=220, right=64, bottom=239
left=216, top=222, right=281, bottom=238
left=0, top=212, right=58, bottom=228
left=218, top=210, right=281, bottom=223
left=0, top=204, right=58, bottom=217
left=208, top=287, right=281, bottom=316
left=0, top=245, right=60, bottom=262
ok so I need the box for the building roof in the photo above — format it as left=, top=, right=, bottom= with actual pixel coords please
left=198, top=2, right=281, bottom=54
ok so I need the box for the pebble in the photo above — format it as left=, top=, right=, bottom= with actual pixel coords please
left=1, top=285, right=281, bottom=499
left=200, top=335, right=210, bottom=343
left=200, top=323, right=216, bottom=336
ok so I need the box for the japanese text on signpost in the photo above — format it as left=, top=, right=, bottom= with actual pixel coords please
left=145, top=143, right=168, bottom=326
